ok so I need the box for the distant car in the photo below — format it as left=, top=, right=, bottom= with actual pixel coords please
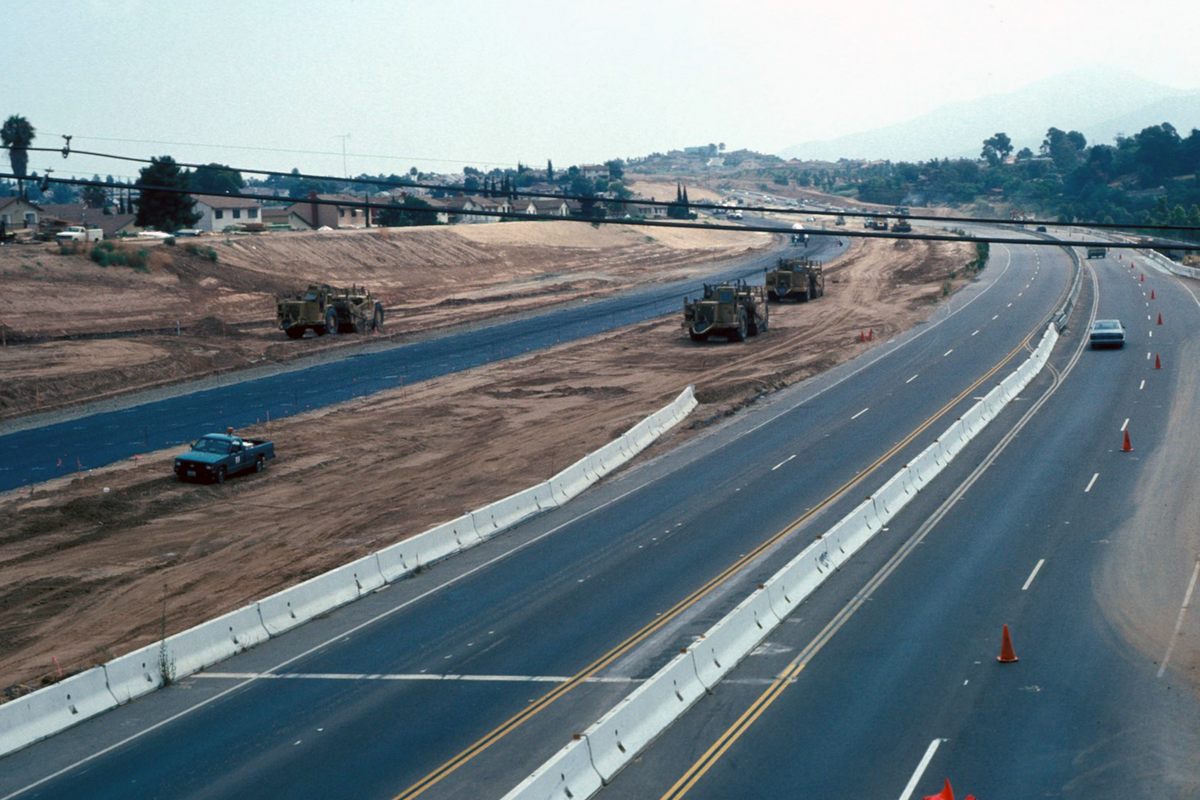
left=173, top=228, right=203, bottom=237
left=1089, top=319, right=1126, bottom=349
left=1036, top=225, right=1047, bottom=232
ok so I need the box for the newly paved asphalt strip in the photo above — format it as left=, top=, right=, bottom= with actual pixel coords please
left=601, top=255, right=1200, bottom=798
left=0, top=233, right=842, bottom=494
left=0, top=238, right=1068, bottom=799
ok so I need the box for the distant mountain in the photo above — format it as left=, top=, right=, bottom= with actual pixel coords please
left=779, top=67, right=1200, bottom=162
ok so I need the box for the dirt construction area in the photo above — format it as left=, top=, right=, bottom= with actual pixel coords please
left=0, top=228, right=973, bottom=697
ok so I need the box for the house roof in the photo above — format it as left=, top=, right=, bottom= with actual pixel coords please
left=0, top=196, right=41, bottom=212
left=195, top=195, right=262, bottom=210
left=38, top=204, right=137, bottom=237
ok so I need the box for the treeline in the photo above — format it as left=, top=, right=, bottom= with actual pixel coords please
left=849, top=123, right=1200, bottom=237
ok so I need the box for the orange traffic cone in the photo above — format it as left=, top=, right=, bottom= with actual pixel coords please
left=1155, top=353, right=1162, bottom=369
left=998, top=624, right=1019, bottom=663
left=1150, top=289, right=1156, bottom=299
left=858, top=330, right=865, bottom=343
left=868, top=328, right=874, bottom=341
left=1157, top=312, right=1163, bottom=325
left=1140, top=273, right=1145, bottom=282
left=924, top=778, right=954, bottom=800
left=1122, top=429, right=1133, bottom=452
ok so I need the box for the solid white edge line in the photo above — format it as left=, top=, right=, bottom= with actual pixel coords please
left=851, top=407, right=869, bottom=420
left=1022, top=559, right=1046, bottom=591
left=1158, top=561, right=1200, bottom=679
left=1084, top=473, right=1099, bottom=493
left=899, top=738, right=945, bottom=800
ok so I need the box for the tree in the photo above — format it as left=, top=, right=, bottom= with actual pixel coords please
left=605, top=159, right=625, bottom=180
left=135, top=156, right=199, bottom=231
left=981, top=132, right=1012, bottom=166
left=1041, top=128, right=1086, bottom=170
left=376, top=195, right=440, bottom=227
left=82, top=177, right=108, bottom=209
left=1, top=115, right=35, bottom=196
left=190, top=163, right=244, bottom=195
left=546, top=159, right=554, bottom=182
left=1016, top=147, right=1033, bottom=161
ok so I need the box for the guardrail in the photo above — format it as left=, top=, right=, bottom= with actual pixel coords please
left=504, top=326, right=1060, bottom=800
left=0, top=386, right=699, bottom=758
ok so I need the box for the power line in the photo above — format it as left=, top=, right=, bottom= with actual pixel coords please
left=6, top=171, right=1197, bottom=251
left=5, top=142, right=1199, bottom=235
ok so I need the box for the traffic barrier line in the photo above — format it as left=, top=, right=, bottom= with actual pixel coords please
left=503, top=327, right=1060, bottom=800
left=0, top=387, right=698, bottom=759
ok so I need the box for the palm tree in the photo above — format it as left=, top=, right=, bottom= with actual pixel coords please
left=1, top=115, right=36, bottom=197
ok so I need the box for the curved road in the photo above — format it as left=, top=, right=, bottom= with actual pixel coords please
left=0, top=237, right=1095, bottom=798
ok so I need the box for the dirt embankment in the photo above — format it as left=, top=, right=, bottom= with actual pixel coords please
left=0, top=236, right=972, bottom=696
left=0, top=223, right=771, bottom=418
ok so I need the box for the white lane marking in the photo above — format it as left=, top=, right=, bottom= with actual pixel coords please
left=1084, top=473, right=1099, bottom=493
left=1147, top=352, right=1152, bottom=360
left=906, top=374, right=919, bottom=384
left=943, top=349, right=954, bottom=357
left=1158, top=561, right=1200, bottom=679
left=971, top=329, right=980, bottom=336
left=992, top=314, right=999, bottom=320
left=1139, top=379, right=1146, bottom=391
left=1149, top=330, right=1153, bottom=338
left=851, top=407, right=870, bottom=420
left=899, top=738, right=946, bottom=800
left=1022, top=558, right=1047, bottom=591
left=197, top=672, right=639, bottom=684
left=1148, top=315, right=1152, bottom=321
left=1006, top=302, right=1013, bottom=308
left=1018, top=292, right=1023, bottom=297
left=771, top=454, right=797, bottom=471
left=1120, top=418, right=1129, bottom=432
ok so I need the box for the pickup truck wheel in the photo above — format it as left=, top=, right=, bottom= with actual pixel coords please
left=255, top=456, right=265, bottom=473
left=216, top=467, right=226, bottom=484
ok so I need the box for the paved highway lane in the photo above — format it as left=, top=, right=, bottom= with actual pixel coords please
left=601, top=255, right=1200, bottom=798
left=0, top=234, right=844, bottom=494
left=0, top=239, right=1069, bottom=799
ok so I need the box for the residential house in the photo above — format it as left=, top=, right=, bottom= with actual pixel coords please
left=39, top=204, right=139, bottom=238
left=512, top=198, right=571, bottom=217
left=194, top=196, right=263, bottom=233
left=0, top=196, right=41, bottom=231
left=627, top=199, right=668, bottom=219
left=579, top=164, right=607, bottom=181
left=283, top=193, right=370, bottom=230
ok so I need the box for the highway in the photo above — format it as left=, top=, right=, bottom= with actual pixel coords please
left=0, top=237, right=1097, bottom=799
left=598, top=253, right=1200, bottom=797
left=0, top=232, right=843, bottom=493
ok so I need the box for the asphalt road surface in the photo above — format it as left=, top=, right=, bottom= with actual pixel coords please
left=0, top=238, right=1113, bottom=799
left=0, top=231, right=844, bottom=493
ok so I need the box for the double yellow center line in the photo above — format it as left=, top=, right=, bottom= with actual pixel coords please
left=395, top=331, right=1035, bottom=799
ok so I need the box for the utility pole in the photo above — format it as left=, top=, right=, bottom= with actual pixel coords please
left=333, top=134, right=351, bottom=179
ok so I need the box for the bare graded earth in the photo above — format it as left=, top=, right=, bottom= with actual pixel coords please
left=0, top=222, right=769, bottom=419
left=0, top=235, right=973, bottom=696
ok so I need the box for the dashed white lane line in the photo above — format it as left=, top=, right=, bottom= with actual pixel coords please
left=971, top=329, right=980, bottom=336
left=1006, top=302, right=1013, bottom=308
left=851, top=407, right=870, bottom=420
left=1149, top=330, right=1153, bottom=338
left=1147, top=352, right=1152, bottom=360
left=906, top=374, right=919, bottom=384
left=1140, top=379, right=1146, bottom=390
left=1120, top=418, right=1129, bottom=432
left=771, top=454, right=797, bottom=471
left=1084, top=473, right=1099, bottom=493
left=1022, top=558, right=1047, bottom=591
left=992, top=314, right=999, bottom=320
left=899, top=739, right=946, bottom=800
left=1158, top=561, right=1200, bottom=679
left=943, top=349, right=954, bottom=357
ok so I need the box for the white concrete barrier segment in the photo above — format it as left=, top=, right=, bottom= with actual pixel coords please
left=500, top=735, right=604, bottom=800
left=166, top=604, right=270, bottom=678
left=871, top=470, right=914, bottom=519
left=471, top=487, right=544, bottom=539
left=103, top=642, right=165, bottom=705
left=256, top=554, right=385, bottom=636
left=0, top=668, right=117, bottom=757
left=549, top=458, right=593, bottom=504
left=376, top=514, right=471, bottom=581
left=765, top=541, right=829, bottom=621
left=689, top=589, right=779, bottom=691
left=583, top=651, right=708, bottom=783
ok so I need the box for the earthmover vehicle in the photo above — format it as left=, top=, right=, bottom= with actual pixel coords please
left=766, top=257, right=825, bottom=302
left=682, top=280, right=768, bottom=342
left=276, top=283, right=385, bottom=339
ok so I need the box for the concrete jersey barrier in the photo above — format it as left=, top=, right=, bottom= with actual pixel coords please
left=503, top=332, right=1061, bottom=799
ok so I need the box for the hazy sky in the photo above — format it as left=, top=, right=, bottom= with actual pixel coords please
left=5, top=0, right=1199, bottom=180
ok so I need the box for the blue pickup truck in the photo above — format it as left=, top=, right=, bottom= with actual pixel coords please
left=174, top=433, right=275, bottom=483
